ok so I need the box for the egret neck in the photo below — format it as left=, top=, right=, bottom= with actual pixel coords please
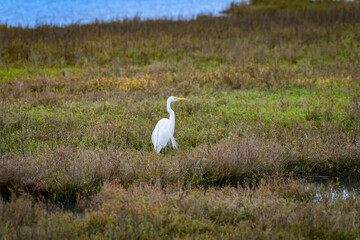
left=167, top=98, right=175, bottom=135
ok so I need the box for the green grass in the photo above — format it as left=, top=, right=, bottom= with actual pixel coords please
left=1, top=85, right=357, bottom=155
left=1, top=0, right=360, bottom=238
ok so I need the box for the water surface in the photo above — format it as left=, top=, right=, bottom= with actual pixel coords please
left=306, top=176, right=360, bottom=200
left=0, top=0, right=238, bottom=27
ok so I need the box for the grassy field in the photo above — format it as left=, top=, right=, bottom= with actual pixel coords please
left=1, top=0, right=360, bottom=239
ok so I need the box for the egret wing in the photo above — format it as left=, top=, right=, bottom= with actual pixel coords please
left=152, top=118, right=172, bottom=153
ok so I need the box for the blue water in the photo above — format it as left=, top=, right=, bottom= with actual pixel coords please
left=0, top=0, right=238, bottom=27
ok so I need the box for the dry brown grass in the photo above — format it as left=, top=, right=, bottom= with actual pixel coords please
left=1, top=128, right=359, bottom=203
left=1, top=178, right=359, bottom=239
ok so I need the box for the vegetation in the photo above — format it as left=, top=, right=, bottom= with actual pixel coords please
left=1, top=0, right=360, bottom=238
left=1, top=178, right=360, bottom=239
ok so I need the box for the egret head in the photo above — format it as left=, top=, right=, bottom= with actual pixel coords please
left=168, top=96, right=188, bottom=102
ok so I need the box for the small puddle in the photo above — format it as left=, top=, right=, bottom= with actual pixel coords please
left=305, top=176, right=360, bottom=201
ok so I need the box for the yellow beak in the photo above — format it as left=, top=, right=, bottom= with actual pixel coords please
left=176, top=98, right=188, bottom=101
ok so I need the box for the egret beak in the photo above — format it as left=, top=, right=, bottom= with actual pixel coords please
left=176, top=98, right=188, bottom=101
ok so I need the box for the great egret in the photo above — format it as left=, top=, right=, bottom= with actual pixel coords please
left=151, top=96, right=187, bottom=153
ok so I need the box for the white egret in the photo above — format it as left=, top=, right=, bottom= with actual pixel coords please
left=151, top=96, right=188, bottom=153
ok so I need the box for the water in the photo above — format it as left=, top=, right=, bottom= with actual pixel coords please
left=306, top=176, right=360, bottom=201
left=0, top=0, right=238, bottom=27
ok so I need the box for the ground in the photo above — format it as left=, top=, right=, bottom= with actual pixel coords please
left=0, top=0, right=360, bottom=239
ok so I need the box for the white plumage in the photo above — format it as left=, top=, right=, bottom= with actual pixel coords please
left=151, top=96, right=187, bottom=153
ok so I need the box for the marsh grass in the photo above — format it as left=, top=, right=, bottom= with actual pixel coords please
left=1, top=0, right=360, bottom=238
left=1, top=178, right=359, bottom=239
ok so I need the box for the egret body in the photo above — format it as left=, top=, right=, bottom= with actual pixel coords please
left=151, top=96, right=187, bottom=153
